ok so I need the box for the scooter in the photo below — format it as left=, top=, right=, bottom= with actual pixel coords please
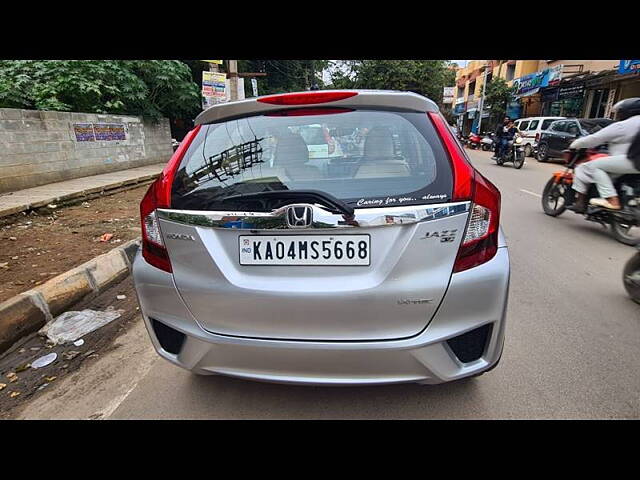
left=481, top=133, right=494, bottom=151
left=494, top=134, right=525, bottom=169
left=541, top=148, right=640, bottom=246
left=467, top=132, right=482, bottom=150
left=623, top=246, right=640, bottom=304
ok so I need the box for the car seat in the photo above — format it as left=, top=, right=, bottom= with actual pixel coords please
left=354, top=126, right=410, bottom=178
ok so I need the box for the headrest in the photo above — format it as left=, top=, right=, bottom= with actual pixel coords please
left=274, top=133, right=309, bottom=166
left=363, top=126, right=395, bottom=160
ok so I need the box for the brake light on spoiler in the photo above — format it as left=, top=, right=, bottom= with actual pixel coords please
left=257, top=91, right=358, bottom=105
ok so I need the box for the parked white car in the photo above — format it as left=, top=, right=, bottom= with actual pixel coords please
left=513, top=116, right=565, bottom=157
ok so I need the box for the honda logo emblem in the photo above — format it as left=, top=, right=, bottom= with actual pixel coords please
left=286, top=205, right=313, bottom=228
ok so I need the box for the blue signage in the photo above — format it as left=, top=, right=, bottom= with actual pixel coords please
left=513, top=65, right=563, bottom=97
left=619, top=60, right=640, bottom=75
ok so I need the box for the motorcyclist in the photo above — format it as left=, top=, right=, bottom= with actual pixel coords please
left=491, top=116, right=511, bottom=160
left=570, top=97, right=640, bottom=212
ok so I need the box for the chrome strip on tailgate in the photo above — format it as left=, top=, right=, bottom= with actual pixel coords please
left=157, top=202, right=470, bottom=230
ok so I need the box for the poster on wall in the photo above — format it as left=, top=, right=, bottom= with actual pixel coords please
left=93, top=123, right=126, bottom=141
left=73, top=123, right=96, bottom=142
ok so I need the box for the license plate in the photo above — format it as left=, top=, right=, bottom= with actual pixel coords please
left=239, top=235, right=370, bottom=266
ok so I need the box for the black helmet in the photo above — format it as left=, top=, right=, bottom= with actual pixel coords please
left=612, top=97, right=640, bottom=121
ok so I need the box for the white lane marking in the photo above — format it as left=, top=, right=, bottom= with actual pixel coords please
left=520, top=189, right=542, bottom=198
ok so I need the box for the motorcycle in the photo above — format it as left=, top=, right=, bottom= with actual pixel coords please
left=494, top=133, right=525, bottom=169
left=466, top=132, right=482, bottom=150
left=541, top=148, right=640, bottom=246
left=481, top=133, right=494, bottom=151
left=623, top=245, right=640, bottom=304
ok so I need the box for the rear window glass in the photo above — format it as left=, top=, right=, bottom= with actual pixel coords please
left=171, top=109, right=453, bottom=211
left=542, top=119, right=558, bottom=130
left=579, top=119, right=614, bottom=133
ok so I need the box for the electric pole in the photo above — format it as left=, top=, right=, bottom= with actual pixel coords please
left=227, top=60, right=239, bottom=101
left=477, top=61, right=489, bottom=134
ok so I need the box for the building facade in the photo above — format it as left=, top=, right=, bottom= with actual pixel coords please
left=449, top=60, right=640, bottom=129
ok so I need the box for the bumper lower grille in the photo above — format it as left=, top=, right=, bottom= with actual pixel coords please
left=151, top=319, right=186, bottom=355
left=446, top=323, right=492, bottom=363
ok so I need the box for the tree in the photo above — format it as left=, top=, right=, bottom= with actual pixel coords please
left=483, top=77, right=516, bottom=129
left=0, top=60, right=201, bottom=120
left=327, top=60, right=456, bottom=105
left=236, top=60, right=330, bottom=97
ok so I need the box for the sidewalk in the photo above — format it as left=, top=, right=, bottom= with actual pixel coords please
left=0, top=163, right=165, bottom=218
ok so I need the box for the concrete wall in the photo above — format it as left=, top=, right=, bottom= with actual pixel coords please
left=0, top=108, right=173, bottom=193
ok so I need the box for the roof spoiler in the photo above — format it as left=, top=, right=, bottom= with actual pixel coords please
left=194, top=90, right=439, bottom=125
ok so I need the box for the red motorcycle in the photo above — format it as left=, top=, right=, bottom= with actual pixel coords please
left=466, top=132, right=482, bottom=150
left=541, top=148, right=640, bottom=245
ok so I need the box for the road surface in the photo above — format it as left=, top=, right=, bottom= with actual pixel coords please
left=13, top=149, right=640, bottom=419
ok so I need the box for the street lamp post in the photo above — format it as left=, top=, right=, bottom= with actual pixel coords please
left=477, top=62, right=489, bottom=135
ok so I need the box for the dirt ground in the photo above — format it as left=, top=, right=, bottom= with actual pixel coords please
left=0, top=276, right=140, bottom=418
left=0, top=184, right=150, bottom=303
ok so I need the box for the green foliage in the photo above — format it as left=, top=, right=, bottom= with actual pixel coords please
left=328, top=60, right=456, bottom=104
left=484, top=76, right=516, bottom=124
left=0, top=60, right=200, bottom=120
left=237, top=60, right=330, bottom=96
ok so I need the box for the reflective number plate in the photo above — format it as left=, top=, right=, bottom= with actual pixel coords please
left=239, top=235, right=370, bottom=266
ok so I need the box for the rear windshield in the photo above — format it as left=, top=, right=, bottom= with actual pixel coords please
left=541, top=119, right=559, bottom=130
left=579, top=119, right=614, bottom=133
left=171, top=108, right=453, bottom=211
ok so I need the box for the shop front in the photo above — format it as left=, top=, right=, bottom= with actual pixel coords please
left=540, top=82, right=586, bottom=117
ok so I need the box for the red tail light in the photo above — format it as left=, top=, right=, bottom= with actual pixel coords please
left=453, top=173, right=501, bottom=272
left=429, top=112, right=474, bottom=201
left=257, top=91, right=358, bottom=106
left=140, top=125, right=201, bottom=272
left=429, top=112, right=501, bottom=272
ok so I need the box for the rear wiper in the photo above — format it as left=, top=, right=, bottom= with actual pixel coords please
left=222, top=189, right=355, bottom=217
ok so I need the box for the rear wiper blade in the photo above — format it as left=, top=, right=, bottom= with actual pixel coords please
left=222, top=189, right=355, bottom=217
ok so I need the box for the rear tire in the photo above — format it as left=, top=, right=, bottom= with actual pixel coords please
left=537, top=143, right=549, bottom=162
left=541, top=178, right=567, bottom=216
left=610, top=219, right=640, bottom=246
left=623, top=254, right=640, bottom=304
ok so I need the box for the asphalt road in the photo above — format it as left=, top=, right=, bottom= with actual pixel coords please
left=15, top=149, right=640, bottom=419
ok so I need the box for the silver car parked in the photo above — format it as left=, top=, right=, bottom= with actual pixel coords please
left=133, top=90, right=510, bottom=385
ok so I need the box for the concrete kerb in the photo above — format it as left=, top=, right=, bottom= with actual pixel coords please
left=0, top=238, right=141, bottom=355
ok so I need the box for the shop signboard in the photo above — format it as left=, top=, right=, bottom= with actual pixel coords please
left=558, top=84, right=585, bottom=100
left=619, top=60, right=640, bottom=75
left=454, top=102, right=466, bottom=115
left=443, top=87, right=455, bottom=104
left=513, top=65, right=563, bottom=98
left=202, top=71, right=227, bottom=107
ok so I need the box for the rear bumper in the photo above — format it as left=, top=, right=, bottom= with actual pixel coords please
left=132, top=247, right=510, bottom=385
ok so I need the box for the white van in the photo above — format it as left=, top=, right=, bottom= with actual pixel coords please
left=513, top=116, right=565, bottom=157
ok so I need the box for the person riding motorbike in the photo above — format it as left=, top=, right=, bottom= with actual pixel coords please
left=496, top=120, right=518, bottom=160
left=491, top=116, right=510, bottom=160
left=570, top=98, right=640, bottom=212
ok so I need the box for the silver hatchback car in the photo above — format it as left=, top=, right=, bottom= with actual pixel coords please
left=132, top=90, right=510, bottom=385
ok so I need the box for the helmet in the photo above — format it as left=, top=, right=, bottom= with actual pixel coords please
left=612, top=97, right=640, bottom=121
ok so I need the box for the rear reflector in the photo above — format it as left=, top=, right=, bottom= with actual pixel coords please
left=257, top=91, right=358, bottom=106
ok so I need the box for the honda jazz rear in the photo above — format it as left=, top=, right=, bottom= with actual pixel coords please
left=132, top=90, right=509, bottom=385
